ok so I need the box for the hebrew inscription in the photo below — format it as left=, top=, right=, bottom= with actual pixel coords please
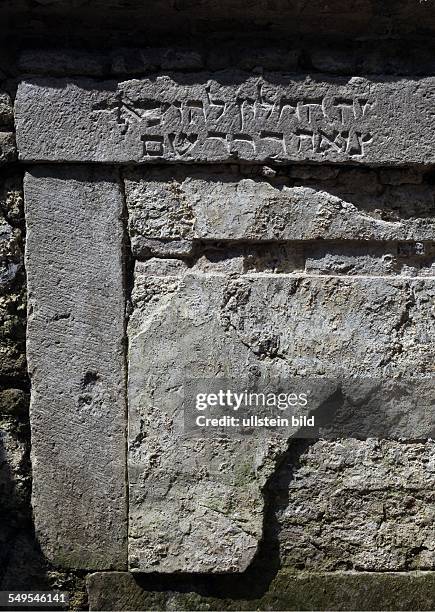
left=15, top=74, right=435, bottom=164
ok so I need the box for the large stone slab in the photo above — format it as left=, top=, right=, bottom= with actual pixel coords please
left=15, top=74, right=435, bottom=165
left=128, top=259, right=287, bottom=572
left=276, top=439, right=435, bottom=571
left=128, top=259, right=434, bottom=572
left=25, top=167, right=127, bottom=570
left=125, top=169, right=435, bottom=254
left=86, top=570, right=435, bottom=611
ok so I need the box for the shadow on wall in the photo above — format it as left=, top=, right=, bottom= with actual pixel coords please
left=0, top=423, right=51, bottom=593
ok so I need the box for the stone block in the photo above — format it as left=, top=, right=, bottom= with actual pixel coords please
left=15, top=74, right=435, bottom=164
left=24, top=167, right=127, bottom=570
left=0, top=93, right=14, bottom=128
left=0, top=132, right=17, bottom=165
left=86, top=570, right=435, bottom=611
left=127, top=259, right=434, bottom=571
left=125, top=170, right=435, bottom=253
left=276, top=440, right=435, bottom=571
left=128, top=259, right=287, bottom=572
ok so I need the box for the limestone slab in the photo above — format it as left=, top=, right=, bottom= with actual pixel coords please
left=125, top=170, right=435, bottom=254
left=25, top=167, right=127, bottom=570
left=15, top=74, right=435, bottom=165
left=128, top=260, right=434, bottom=572
left=86, top=570, right=435, bottom=611
left=277, top=439, right=435, bottom=571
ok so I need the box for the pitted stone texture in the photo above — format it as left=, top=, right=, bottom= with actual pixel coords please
left=0, top=92, right=16, bottom=165
left=125, top=170, right=435, bottom=255
left=0, top=178, right=26, bottom=380
left=25, top=167, right=127, bottom=570
left=128, top=261, right=434, bottom=572
left=276, top=440, right=435, bottom=571
left=0, top=132, right=16, bottom=166
left=193, top=243, right=435, bottom=277
left=128, top=260, right=288, bottom=573
left=0, top=423, right=29, bottom=516
left=86, top=570, right=435, bottom=611
left=0, top=93, right=14, bottom=128
left=15, top=74, right=435, bottom=165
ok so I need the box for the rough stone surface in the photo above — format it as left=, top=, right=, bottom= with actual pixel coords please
left=24, top=167, right=128, bottom=570
left=128, top=259, right=434, bottom=572
left=0, top=176, right=26, bottom=380
left=0, top=91, right=16, bottom=165
left=17, top=43, right=435, bottom=79
left=275, top=440, right=435, bottom=571
left=192, top=242, right=435, bottom=278
left=0, top=93, right=14, bottom=128
left=15, top=75, right=435, bottom=165
left=86, top=570, right=435, bottom=611
left=125, top=168, right=435, bottom=252
left=0, top=131, right=16, bottom=166
left=128, top=259, right=288, bottom=572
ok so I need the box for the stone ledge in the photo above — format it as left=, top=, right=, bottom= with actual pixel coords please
left=86, top=570, right=435, bottom=611
left=15, top=74, right=435, bottom=165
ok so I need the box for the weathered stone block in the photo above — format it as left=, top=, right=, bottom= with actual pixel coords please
left=15, top=74, right=435, bottom=165
left=86, top=570, right=435, bottom=611
left=0, top=93, right=14, bottom=128
left=125, top=170, right=435, bottom=254
left=128, top=260, right=434, bottom=572
left=0, top=178, right=26, bottom=381
left=0, top=132, right=17, bottom=165
left=24, top=167, right=127, bottom=570
left=276, top=440, right=435, bottom=571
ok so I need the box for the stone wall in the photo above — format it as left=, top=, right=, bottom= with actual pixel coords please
left=0, top=2, right=434, bottom=610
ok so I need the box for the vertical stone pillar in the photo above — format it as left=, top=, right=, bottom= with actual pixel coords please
left=24, top=167, right=127, bottom=570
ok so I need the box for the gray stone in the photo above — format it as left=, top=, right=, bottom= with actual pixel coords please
left=24, top=167, right=127, bottom=570
left=0, top=93, right=14, bottom=128
left=128, top=259, right=289, bottom=572
left=0, top=92, right=16, bottom=165
left=15, top=74, right=435, bottom=164
left=86, top=570, right=435, bottom=611
left=0, top=423, right=29, bottom=515
left=192, top=242, right=435, bottom=277
left=19, top=50, right=108, bottom=76
left=0, top=215, right=22, bottom=289
left=276, top=439, right=435, bottom=571
left=0, top=132, right=16, bottom=165
left=132, top=237, right=194, bottom=258
left=128, top=260, right=434, bottom=572
left=125, top=171, right=435, bottom=250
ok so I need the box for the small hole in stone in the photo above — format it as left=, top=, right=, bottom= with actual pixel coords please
left=81, top=371, right=100, bottom=388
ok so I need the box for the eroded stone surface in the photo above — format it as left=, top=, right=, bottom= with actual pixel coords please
left=15, top=74, right=435, bottom=164
left=128, top=259, right=434, bottom=571
left=276, top=440, right=435, bottom=571
left=125, top=170, right=435, bottom=255
left=0, top=92, right=16, bottom=165
left=0, top=177, right=26, bottom=380
left=86, top=570, right=435, bottom=611
left=25, top=167, right=127, bottom=570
